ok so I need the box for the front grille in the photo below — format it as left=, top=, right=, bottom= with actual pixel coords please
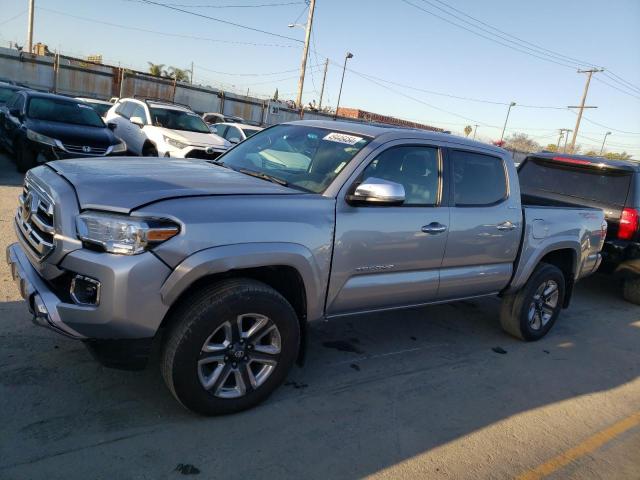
left=15, top=180, right=55, bottom=260
left=61, top=143, right=109, bottom=156
left=186, top=149, right=223, bottom=160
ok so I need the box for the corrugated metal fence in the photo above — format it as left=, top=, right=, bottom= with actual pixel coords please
left=0, top=47, right=351, bottom=126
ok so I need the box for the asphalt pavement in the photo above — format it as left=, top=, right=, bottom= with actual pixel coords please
left=0, top=152, right=638, bottom=480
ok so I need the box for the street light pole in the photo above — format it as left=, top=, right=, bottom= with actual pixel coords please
left=599, top=131, right=612, bottom=155
left=334, top=52, right=353, bottom=120
left=500, top=101, right=516, bottom=143
left=473, top=124, right=478, bottom=140
left=27, top=0, right=35, bottom=54
left=294, top=0, right=316, bottom=117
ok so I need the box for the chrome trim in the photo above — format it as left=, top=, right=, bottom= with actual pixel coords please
left=16, top=178, right=56, bottom=260
left=54, top=140, right=112, bottom=156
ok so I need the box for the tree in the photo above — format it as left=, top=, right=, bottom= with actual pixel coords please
left=604, top=151, right=633, bottom=160
left=273, top=88, right=279, bottom=101
left=503, top=133, right=540, bottom=153
left=464, top=125, right=473, bottom=137
left=166, top=66, right=190, bottom=82
left=147, top=62, right=165, bottom=77
left=544, top=144, right=558, bottom=152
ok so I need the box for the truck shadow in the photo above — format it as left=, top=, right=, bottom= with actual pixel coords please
left=0, top=273, right=638, bottom=478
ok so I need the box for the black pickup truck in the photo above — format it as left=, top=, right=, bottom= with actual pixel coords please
left=518, top=152, right=639, bottom=304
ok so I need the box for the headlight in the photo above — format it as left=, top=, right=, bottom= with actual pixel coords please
left=164, top=136, right=188, bottom=150
left=110, top=141, right=127, bottom=153
left=76, top=211, right=179, bottom=255
left=26, top=129, right=58, bottom=147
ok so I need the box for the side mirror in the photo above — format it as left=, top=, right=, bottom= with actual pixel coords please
left=9, top=107, right=20, bottom=118
left=107, top=122, right=117, bottom=130
left=228, top=137, right=240, bottom=144
left=130, top=116, right=145, bottom=128
left=346, top=177, right=405, bottom=206
left=209, top=126, right=218, bottom=133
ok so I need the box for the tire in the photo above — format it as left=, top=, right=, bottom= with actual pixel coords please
left=15, top=140, right=37, bottom=173
left=142, top=144, right=158, bottom=157
left=500, top=263, right=565, bottom=341
left=161, top=278, right=300, bottom=416
left=623, top=277, right=640, bottom=305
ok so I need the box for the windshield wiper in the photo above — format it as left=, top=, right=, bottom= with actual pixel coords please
left=206, top=159, right=232, bottom=169
left=238, top=168, right=288, bottom=186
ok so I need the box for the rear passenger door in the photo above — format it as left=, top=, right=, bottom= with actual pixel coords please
left=439, top=149, right=522, bottom=299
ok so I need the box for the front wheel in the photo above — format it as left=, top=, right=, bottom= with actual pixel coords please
left=500, top=263, right=565, bottom=341
left=161, top=279, right=300, bottom=415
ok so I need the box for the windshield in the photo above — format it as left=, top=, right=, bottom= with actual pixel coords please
left=27, top=97, right=105, bottom=127
left=150, top=107, right=210, bottom=133
left=242, top=128, right=260, bottom=138
left=0, top=87, right=17, bottom=104
left=217, top=124, right=371, bottom=193
left=88, top=102, right=111, bottom=117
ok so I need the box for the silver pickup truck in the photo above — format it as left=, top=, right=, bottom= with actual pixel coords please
left=7, top=120, right=606, bottom=415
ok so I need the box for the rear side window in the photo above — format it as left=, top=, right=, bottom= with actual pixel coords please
left=519, top=159, right=632, bottom=207
left=451, top=150, right=507, bottom=206
left=130, top=104, right=147, bottom=123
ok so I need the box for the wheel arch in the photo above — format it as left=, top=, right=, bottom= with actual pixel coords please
left=158, top=243, right=327, bottom=364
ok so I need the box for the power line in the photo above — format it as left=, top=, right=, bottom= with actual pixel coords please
left=593, top=76, right=640, bottom=101
left=196, top=65, right=300, bottom=76
left=605, top=71, right=640, bottom=93
left=137, top=0, right=303, bottom=43
left=127, top=1, right=305, bottom=7
left=404, top=0, right=640, bottom=100
left=0, top=10, right=25, bottom=26
left=578, top=114, right=640, bottom=136
left=39, top=7, right=298, bottom=48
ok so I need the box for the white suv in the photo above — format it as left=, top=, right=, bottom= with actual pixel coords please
left=105, top=98, right=231, bottom=159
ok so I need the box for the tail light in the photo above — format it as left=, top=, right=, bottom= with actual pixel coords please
left=618, top=208, right=639, bottom=240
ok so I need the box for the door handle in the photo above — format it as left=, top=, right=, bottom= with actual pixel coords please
left=496, top=221, right=516, bottom=231
left=421, top=222, right=447, bottom=234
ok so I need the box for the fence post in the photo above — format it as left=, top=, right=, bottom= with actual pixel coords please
left=218, top=90, right=225, bottom=115
left=52, top=52, right=59, bottom=93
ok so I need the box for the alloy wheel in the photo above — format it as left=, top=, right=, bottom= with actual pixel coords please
left=527, top=280, right=559, bottom=331
left=197, top=314, right=281, bottom=398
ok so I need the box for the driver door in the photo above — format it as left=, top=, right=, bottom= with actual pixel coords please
left=326, top=142, right=450, bottom=316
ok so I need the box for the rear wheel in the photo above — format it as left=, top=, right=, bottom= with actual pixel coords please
left=500, top=263, right=565, bottom=341
left=623, top=277, right=640, bottom=305
left=161, top=279, right=300, bottom=415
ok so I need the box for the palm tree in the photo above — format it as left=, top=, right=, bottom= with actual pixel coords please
left=464, top=125, right=473, bottom=137
left=166, top=66, right=190, bottom=82
left=147, top=62, right=165, bottom=77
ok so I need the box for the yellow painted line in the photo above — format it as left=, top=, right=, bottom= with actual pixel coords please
left=517, top=411, right=640, bottom=480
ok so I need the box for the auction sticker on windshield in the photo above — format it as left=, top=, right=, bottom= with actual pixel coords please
left=323, top=132, right=364, bottom=145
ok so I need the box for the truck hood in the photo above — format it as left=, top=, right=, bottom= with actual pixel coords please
left=47, top=157, right=301, bottom=213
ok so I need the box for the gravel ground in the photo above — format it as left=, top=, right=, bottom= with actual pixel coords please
left=0, top=153, right=638, bottom=480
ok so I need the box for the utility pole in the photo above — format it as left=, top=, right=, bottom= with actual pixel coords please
left=500, top=101, right=516, bottom=143
left=27, top=0, right=35, bottom=54
left=473, top=124, right=478, bottom=140
left=599, top=131, right=612, bottom=155
left=318, top=58, right=328, bottom=110
left=569, top=68, right=603, bottom=151
left=295, top=0, right=316, bottom=117
left=556, top=130, right=564, bottom=150
left=190, top=61, right=194, bottom=84
left=563, top=129, right=571, bottom=153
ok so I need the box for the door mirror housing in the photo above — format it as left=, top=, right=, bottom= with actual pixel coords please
left=107, top=122, right=117, bottom=130
left=9, top=107, right=20, bottom=118
left=228, top=137, right=240, bottom=144
left=346, top=177, right=405, bottom=206
left=130, top=116, right=145, bottom=127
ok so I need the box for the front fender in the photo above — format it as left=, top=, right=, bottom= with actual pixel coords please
left=160, top=242, right=326, bottom=322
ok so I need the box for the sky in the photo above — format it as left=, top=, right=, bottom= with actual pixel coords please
left=1, top=0, right=639, bottom=155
